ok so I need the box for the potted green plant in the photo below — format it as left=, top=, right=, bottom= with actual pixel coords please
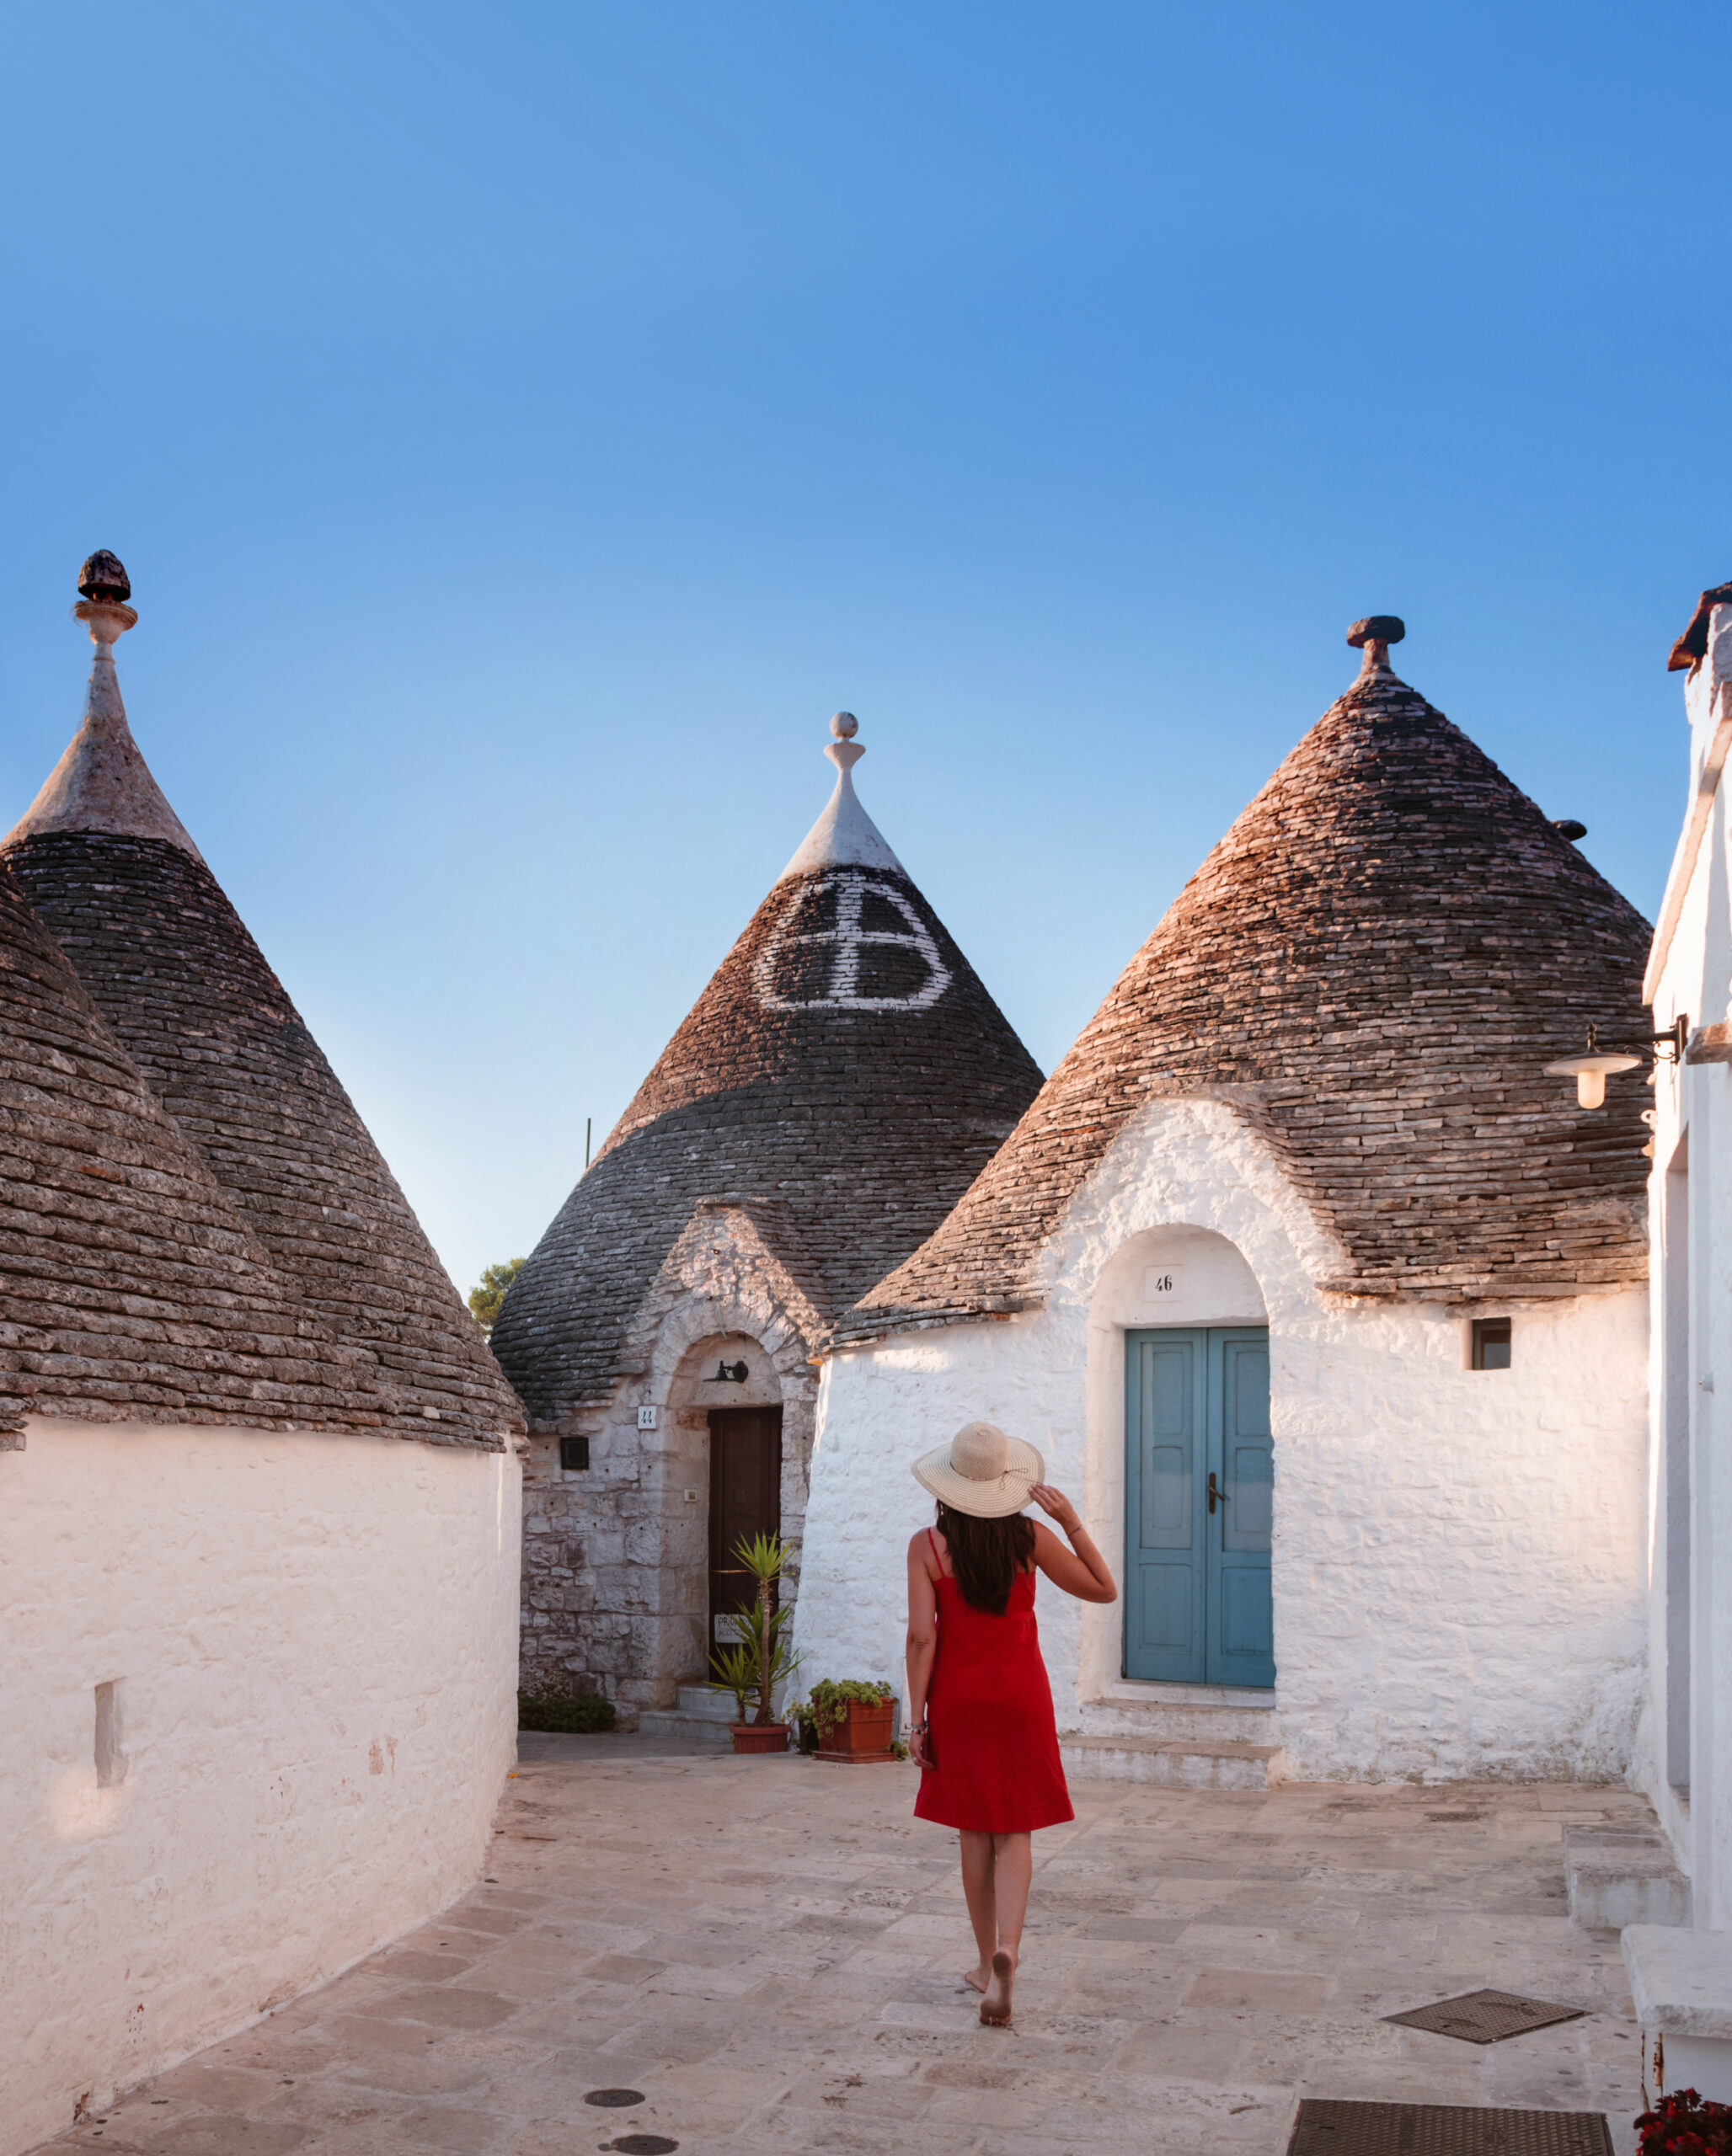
left=708, top=1532, right=799, bottom=1754
left=805, top=1678, right=897, bottom=1763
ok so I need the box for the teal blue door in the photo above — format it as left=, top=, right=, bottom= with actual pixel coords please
left=1125, top=1327, right=1274, bottom=1687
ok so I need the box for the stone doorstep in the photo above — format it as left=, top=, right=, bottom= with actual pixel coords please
left=1060, top=1731, right=1285, bottom=1792
left=1564, top=1829, right=1691, bottom=1932
left=639, top=1680, right=792, bottom=1746
left=635, top=1710, right=735, bottom=1746
left=1077, top=1689, right=1278, bottom=1746
left=675, top=1683, right=738, bottom=1721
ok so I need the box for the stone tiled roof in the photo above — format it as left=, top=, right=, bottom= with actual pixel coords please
left=0, top=860, right=391, bottom=1438
left=8, top=832, right=521, bottom=1446
left=492, top=778, right=1044, bottom=1421
left=847, top=657, right=1653, bottom=1333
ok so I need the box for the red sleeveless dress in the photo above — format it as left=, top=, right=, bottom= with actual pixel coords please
left=914, top=1530, right=1074, bottom=1833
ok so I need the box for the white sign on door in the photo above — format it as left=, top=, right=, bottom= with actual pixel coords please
left=1142, top=1267, right=1185, bottom=1305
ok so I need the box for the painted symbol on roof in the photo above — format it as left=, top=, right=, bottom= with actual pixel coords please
left=753, top=869, right=952, bottom=1012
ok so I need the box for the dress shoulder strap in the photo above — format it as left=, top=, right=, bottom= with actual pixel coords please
left=925, top=1526, right=945, bottom=1576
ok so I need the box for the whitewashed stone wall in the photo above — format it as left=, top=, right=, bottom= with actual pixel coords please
left=794, top=1094, right=1649, bottom=1783
left=1641, top=599, right=1732, bottom=1927
left=521, top=1203, right=821, bottom=1710
left=0, top=1417, right=521, bottom=2156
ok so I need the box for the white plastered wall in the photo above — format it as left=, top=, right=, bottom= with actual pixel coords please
left=0, top=1417, right=521, bottom=2156
left=795, top=1094, right=1649, bottom=1783
left=1642, top=601, right=1732, bottom=1925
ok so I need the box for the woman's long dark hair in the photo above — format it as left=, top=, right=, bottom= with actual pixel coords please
left=935, top=1502, right=1036, bottom=1616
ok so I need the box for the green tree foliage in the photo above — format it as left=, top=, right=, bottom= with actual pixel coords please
left=468, top=1257, right=526, bottom=1337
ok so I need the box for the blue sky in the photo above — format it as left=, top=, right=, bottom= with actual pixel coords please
left=0, top=3, right=1724, bottom=1295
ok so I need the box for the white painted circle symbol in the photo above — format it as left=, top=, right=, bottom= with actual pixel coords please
left=752, top=870, right=952, bottom=1012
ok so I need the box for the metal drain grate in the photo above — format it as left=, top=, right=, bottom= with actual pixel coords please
left=1288, top=2099, right=1612, bottom=2154
left=585, top=2089, right=646, bottom=2107
left=1383, top=1988, right=1588, bottom=2044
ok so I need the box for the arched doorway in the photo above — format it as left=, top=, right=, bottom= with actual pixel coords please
left=707, top=1401, right=783, bottom=1648
left=1124, top=1324, right=1272, bottom=1687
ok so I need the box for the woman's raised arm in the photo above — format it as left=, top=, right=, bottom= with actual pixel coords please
left=905, top=1529, right=940, bottom=1768
left=1029, top=1484, right=1118, bottom=1604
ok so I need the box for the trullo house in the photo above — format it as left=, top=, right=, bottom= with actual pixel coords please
left=493, top=712, right=1042, bottom=1724
left=793, top=617, right=1655, bottom=1789
left=0, top=556, right=524, bottom=2156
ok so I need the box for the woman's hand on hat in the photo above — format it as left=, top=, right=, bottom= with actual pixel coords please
left=1029, top=1482, right=1081, bottom=1532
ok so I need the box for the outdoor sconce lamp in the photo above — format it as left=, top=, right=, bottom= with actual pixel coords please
left=1545, top=1016, right=1688, bottom=1109
left=708, top=1359, right=750, bottom=1384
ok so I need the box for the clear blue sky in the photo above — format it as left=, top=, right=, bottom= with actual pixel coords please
left=0, top=4, right=1724, bottom=1296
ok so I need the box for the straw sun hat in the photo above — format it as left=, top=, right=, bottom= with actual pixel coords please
left=911, top=1421, right=1045, bottom=1519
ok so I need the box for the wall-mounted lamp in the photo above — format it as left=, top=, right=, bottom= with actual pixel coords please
left=1545, top=1016, right=1688, bottom=1109
left=708, top=1359, right=750, bottom=1384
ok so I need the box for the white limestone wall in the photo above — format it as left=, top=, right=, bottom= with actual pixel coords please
left=0, top=1417, right=521, bottom=2156
left=795, top=1095, right=1649, bottom=1784
left=1643, top=600, right=1732, bottom=1924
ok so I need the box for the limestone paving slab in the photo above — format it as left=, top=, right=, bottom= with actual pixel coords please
left=37, top=1736, right=1654, bottom=2156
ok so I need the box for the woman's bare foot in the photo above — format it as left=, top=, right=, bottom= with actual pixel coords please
left=979, top=1947, right=1016, bottom=2026
left=963, top=1964, right=990, bottom=1993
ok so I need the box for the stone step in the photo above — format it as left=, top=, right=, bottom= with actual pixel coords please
left=1564, top=1828, right=1691, bottom=1930
left=637, top=1708, right=736, bottom=1747
left=1060, top=1732, right=1285, bottom=1792
left=675, top=1684, right=739, bottom=1721
left=1077, top=1689, right=1277, bottom=1745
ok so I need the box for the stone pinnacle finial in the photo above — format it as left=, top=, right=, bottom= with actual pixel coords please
left=78, top=551, right=131, bottom=604
left=0, top=551, right=201, bottom=863
left=1347, top=614, right=1405, bottom=679
left=826, top=710, right=864, bottom=776
left=774, top=710, right=903, bottom=882
left=73, top=550, right=138, bottom=650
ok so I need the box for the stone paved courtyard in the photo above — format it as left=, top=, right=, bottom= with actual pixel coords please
left=43, top=1737, right=1654, bottom=2156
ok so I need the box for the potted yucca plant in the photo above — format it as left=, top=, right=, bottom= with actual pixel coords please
left=708, top=1533, right=799, bottom=1754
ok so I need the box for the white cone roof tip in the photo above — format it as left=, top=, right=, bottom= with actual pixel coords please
left=776, top=712, right=907, bottom=883
left=3, top=598, right=204, bottom=865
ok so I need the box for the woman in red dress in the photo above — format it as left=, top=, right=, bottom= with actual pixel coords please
left=905, top=1421, right=1118, bottom=2027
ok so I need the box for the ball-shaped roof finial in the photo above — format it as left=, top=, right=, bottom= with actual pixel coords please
left=78, top=551, right=131, bottom=604
left=1346, top=615, right=1405, bottom=649
left=830, top=711, right=859, bottom=740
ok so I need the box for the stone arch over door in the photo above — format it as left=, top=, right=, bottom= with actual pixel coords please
left=651, top=1330, right=792, bottom=1689
left=1080, top=1225, right=1270, bottom=1701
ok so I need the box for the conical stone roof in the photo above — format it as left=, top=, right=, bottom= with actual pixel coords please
left=849, top=640, right=1653, bottom=1333
left=2, top=561, right=521, bottom=1447
left=0, top=857, right=384, bottom=1435
left=491, top=715, right=1044, bottom=1420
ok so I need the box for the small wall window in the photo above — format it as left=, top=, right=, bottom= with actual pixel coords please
left=1471, top=1317, right=1512, bottom=1371
left=559, top=1433, right=590, bottom=1472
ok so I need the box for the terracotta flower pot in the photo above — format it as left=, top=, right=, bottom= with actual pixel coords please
left=729, top=1721, right=790, bottom=1754
left=815, top=1699, right=896, bottom=1764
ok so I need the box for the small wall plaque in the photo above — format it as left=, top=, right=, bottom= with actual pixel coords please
left=637, top=1406, right=658, bottom=1430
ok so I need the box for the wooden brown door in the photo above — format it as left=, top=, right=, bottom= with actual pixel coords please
left=708, top=1406, right=782, bottom=1646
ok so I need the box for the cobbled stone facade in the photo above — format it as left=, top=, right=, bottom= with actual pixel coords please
left=497, top=720, right=1042, bottom=1705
